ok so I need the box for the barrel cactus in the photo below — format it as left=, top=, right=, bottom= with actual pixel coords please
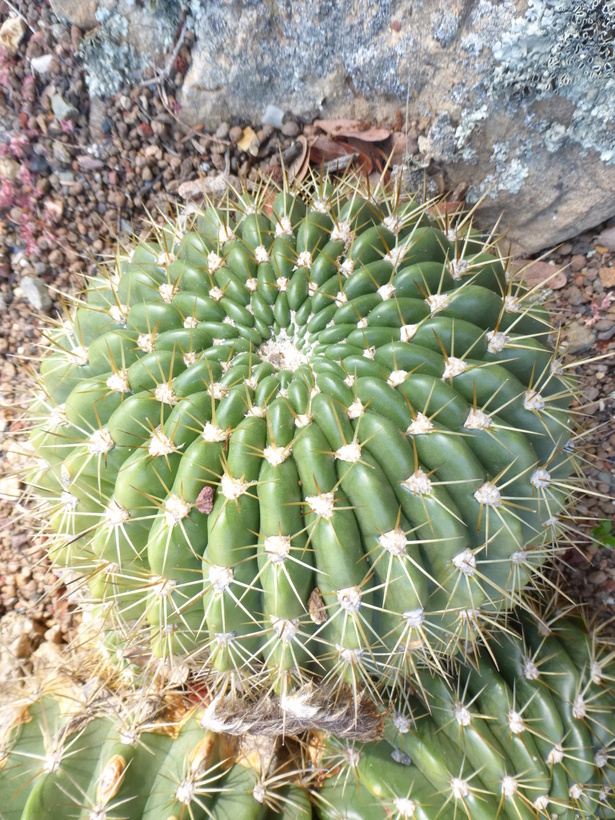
left=1, top=613, right=613, bottom=818
left=24, top=172, right=579, bottom=702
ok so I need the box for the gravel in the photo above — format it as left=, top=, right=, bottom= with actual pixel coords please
left=0, top=0, right=613, bottom=671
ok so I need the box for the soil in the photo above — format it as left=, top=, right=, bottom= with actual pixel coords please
left=0, top=1, right=613, bottom=679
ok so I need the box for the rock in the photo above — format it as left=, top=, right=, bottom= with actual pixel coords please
left=0, top=16, right=26, bottom=56
left=88, top=95, right=108, bottom=142
left=567, top=285, right=584, bottom=306
left=52, top=142, right=72, bottom=164
left=76, top=155, right=105, bottom=170
left=49, top=0, right=98, bottom=29
left=0, top=156, right=19, bottom=180
left=599, top=267, right=615, bottom=289
left=564, top=321, right=596, bottom=354
left=172, top=0, right=615, bottom=256
left=262, top=105, right=284, bottom=129
left=50, top=93, right=78, bottom=122
left=597, top=227, right=615, bottom=252
left=515, top=259, right=566, bottom=290
left=77, top=2, right=180, bottom=98
left=20, top=276, right=52, bottom=312
left=570, top=254, right=586, bottom=272
left=30, top=53, right=56, bottom=74
left=177, top=175, right=240, bottom=201
left=281, top=120, right=300, bottom=138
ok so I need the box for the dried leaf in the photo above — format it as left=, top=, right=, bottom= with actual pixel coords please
left=308, top=588, right=328, bottom=624
left=429, top=200, right=464, bottom=219
left=387, top=132, right=408, bottom=166
left=195, top=486, right=215, bottom=514
left=288, top=135, right=310, bottom=183
left=309, top=137, right=355, bottom=166
left=513, top=259, right=567, bottom=290
left=314, top=119, right=391, bottom=142
left=237, top=126, right=260, bottom=156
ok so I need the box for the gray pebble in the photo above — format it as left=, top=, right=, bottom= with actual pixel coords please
left=215, top=122, right=230, bottom=139
left=50, top=93, right=78, bottom=122
left=52, top=142, right=72, bottom=164
left=564, top=321, right=596, bottom=354
left=281, top=120, right=300, bottom=137
left=20, top=277, right=52, bottom=312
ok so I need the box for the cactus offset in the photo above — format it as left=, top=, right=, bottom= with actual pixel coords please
left=1, top=613, right=614, bottom=818
left=21, top=171, right=583, bottom=704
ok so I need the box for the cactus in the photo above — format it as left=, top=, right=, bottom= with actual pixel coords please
left=22, top=171, right=582, bottom=702
left=1, top=613, right=613, bottom=818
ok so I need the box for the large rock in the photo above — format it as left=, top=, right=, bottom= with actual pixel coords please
left=53, top=0, right=615, bottom=255
left=51, top=0, right=181, bottom=97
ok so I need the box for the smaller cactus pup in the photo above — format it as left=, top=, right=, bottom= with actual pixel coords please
left=23, top=168, right=584, bottom=707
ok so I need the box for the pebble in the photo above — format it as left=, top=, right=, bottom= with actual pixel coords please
left=52, top=142, right=72, bottom=164
left=0, top=16, right=26, bottom=56
left=19, top=276, right=52, bottom=312
left=262, top=105, right=284, bottom=128
left=597, top=227, right=615, bottom=251
left=566, top=285, right=584, bottom=306
left=50, top=93, right=78, bottom=122
left=599, top=266, right=615, bottom=288
left=564, top=321, right=596, bottom=354
left=228, top=125, right=244, bottom=143
left=570, top=254, right=585, bottom=271
left=281, top=120, right=300, bottom=137
left=30, top=53, right=56, bottom=74
left=215, top=122, right=230, bottom=139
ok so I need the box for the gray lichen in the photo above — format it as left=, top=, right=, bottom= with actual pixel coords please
left=490, top=0, right=615, bottom=163
left=80, top=0, right=182, bottom=97
left=466, top=156, right=529, bottom=203
left=80, top=26, right=146, bottom=98
left=431, top=11, right=460, bottom=47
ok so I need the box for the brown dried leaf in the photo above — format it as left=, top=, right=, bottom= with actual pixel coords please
left=314, top=119, right=390, bottom=142
left=388, top=131, right=407, bottom=166
left=308, top=588, right=328, bottom=624
left=308, top=136, right=353, bottom=164
left=195, top=486, right=215, bottom=514
left=288, top=135, right=309, bottom=183
left=514, top=259, right=567, bottom=290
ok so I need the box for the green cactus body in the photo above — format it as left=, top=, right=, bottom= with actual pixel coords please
left=26, top=178, right=579, bottom=694
left=1, top=617, right=613, bottom=818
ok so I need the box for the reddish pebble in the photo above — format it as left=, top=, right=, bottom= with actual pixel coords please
left=138, top=122, right=154, bottom=137
left=392, top=19, right=401, bottom=31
